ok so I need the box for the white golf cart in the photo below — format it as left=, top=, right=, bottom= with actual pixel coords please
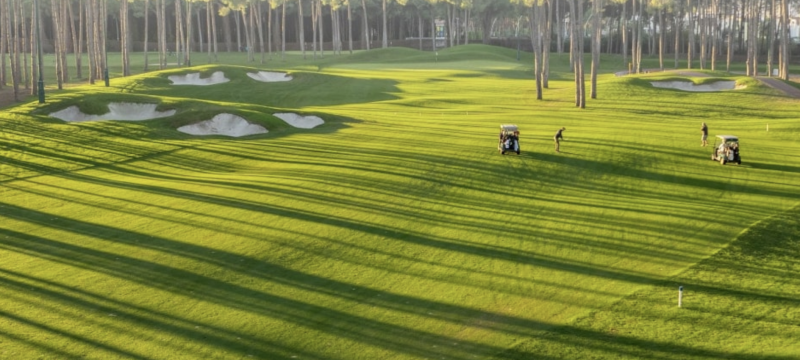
left=711, top=135, right=741, bottom=165
left=498, top=124, right=520, bottom=155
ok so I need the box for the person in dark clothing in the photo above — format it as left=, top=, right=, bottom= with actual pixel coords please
left=701, top=122, right=708, bottom=147
left=554, top=127, right=565, bottom=152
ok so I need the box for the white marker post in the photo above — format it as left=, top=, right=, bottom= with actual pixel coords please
left=678, top=286, right=684, bottom=308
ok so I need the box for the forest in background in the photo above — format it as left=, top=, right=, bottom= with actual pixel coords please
left=1, top=0, right=798, bottom=106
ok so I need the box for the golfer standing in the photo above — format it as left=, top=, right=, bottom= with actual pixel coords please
left=701, top=122, right=708, bottom=147
left=554, top=127, right=565, bottom=152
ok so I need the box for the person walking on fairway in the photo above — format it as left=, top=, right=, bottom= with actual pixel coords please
left=701, top=122, right=709, bottom=147
left=554, top=127, right=565, bottom=152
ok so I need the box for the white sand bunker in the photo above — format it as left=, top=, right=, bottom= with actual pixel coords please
left=168, top=71, right=230, bottom=86
left=177, top=113, right=267, bottom=137
left=273, top=113, right=324, bottom=129
left=50, top=103, right=176, bottom=122
left=651, top=81, right=745, bottom=92
left=247, top=71, right=292, bottom=82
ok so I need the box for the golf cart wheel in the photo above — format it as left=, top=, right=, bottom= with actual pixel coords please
left=516, top=151, right=520, bottom=155
left=501, top=151, right=506, bottom=155
left=738, top=160, right=742, bottom=165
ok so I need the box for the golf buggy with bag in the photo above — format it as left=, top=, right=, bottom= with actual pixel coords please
left=711, top=135, right=741, bottom=165
left=498, top=124, right=520, bottom=155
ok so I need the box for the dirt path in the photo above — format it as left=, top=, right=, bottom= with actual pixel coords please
left=757, top=77, right=800, bottom=99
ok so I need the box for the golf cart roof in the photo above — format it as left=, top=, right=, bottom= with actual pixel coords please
left=500, top=124, right=518, bottom=132
left=716, top=135, right=738, bottom=141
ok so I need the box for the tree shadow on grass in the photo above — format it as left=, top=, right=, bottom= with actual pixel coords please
left=745, top=161, right=800, bottom=174
left=1, top=200, right=797, bottom=360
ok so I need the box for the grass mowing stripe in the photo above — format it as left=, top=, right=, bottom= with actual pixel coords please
left=498, top=204, right=800, bottom=359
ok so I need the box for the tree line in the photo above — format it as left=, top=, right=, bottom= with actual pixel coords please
left=1, top=0, right=797, bottom=107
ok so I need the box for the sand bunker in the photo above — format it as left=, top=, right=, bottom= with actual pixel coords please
left=177, top=113, right=268, bottom=137
left=50, top=103, right=176, bottom=122
left=273, top=113, right=324, bottom=129
left=168, top=71, right=230, bottom=85
left=650, top=81, right=744, bottom=92
left=247, top=71, right=292, bottom=82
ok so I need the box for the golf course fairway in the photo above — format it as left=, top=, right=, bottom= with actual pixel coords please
left=1, top=45, right=798, bottom=359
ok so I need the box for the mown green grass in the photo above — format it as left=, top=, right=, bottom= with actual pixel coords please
left=1, top=45, right=799, bottom=359
left=499, top=204, right=800, bottom=359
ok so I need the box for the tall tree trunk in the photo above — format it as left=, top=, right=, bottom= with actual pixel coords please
left=234, top=9, right=241, bottom=53
left=312, top=0, right=318, bottom=58
left=767, top=0, right=775, bottom=76
left=622, top=0, right=627, bottom=70
left=176, top=0, right=184, bottom=66
left=159, top=0, right=167, bottom=68
left=222, top=9, right=232, bottom=52
left=568, top=0, right=584, bottom=108
left=318, top=0, right=324, bottom=56
left=635, top=0, right=642, bottom=73
left=780, top=0, right=788, bottom=79
left=51, top=0, right=64, bottom=89
left=700, top=0, right=707, bottom=69
left=591, top=0, right=601, bottom=99
left=531, top=4, right=543, bottom=100
left=13, top=0, right=22, bottom=98
left=556, top=0, right=562, bottom=53
left=332, top=6, right=339, bottom=54
left=464, top=8, right=470, bottom=45
left=60, top=0, right=69, bottom=82
left=75, top=0, right=84, bottom=78
left=658, top=6, right=664, bottom=70
left=121, top=0, right=130, bottom=76
left=347, top=0, right=353, bottom=53
left=9, top=0, right=21, bottom=100
left=267, top=4, right=272, bottom=59
left=727, top=0, right=733, bottom=71
left=29, top=1, right=37, bottom=94
left=361, top=0, right=369, bottom=49
left=206, top=0, right=212, bottom=62
left=417, top=12, right=422, bottom=50
left=240, top=9, right=249, bottom=60
left=211, top=0, right=218, bottom=60
left=299, top=0, right=305, bottom=58
left=710, top=0, right=718, bottom=71
left=67, top=0, right=81, bottom=79
left=20, top=0, right=29, bottom=90
left=675, top=0, right=682, bottom=69
left=0, top=0, right=6, bottom=90
left=142, top=0, right=149, bottom=70
left=196, top=8, right=204, bottom=54
left=281, top=1, right=285, bottom=59
left=381, top=0, right=387, bottom=47
left=256, top=0, right=264, bottom=63
left=543, top=0, right=551, bottom=88
left=86, top=0, right=95, bottom=82
left=102, top=0, right=107, bottom=78
left=687, top=0, right=694, bottom=69
left=185, top=0, right=193, bottom=65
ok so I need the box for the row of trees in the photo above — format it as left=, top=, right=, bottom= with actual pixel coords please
left=1, top=0, right=797, bottom=107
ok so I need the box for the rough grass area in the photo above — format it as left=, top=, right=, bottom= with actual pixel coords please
left=1, top=45, right=799, bottom=359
